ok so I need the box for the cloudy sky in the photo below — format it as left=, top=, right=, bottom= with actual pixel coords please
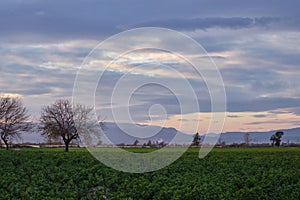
left=1, top=0, right=300, bottom=134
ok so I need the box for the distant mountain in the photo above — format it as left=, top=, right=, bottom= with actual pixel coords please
left=102, top=123, right=300, bottom=145
left=14, top=122, right=192, bottom=145
left=102, top=122, right=191, bottom=145
left=12, top=122, right=300, bottom=145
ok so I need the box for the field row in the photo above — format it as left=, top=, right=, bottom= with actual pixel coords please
left=0, top=147, right=299, bottom=199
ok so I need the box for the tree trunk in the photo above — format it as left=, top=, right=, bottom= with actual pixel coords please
left=65, top=141, right=69, bottom=152
left=4, top=140, right=9, bottom=150
left=65, top=143, right=69, bottom=152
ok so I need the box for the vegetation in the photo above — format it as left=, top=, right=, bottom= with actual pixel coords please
left=270, top=131, right=284, bottom=147
left=0, top=98, right=297, bottom=199
left=40, top=99, right=98, bottom=152
left=0, top=97, right=31, bottom=150
left=244, top=133, right=250, bottom=145
left=192, top=132, right=201, bottom=146
left=0, top=147, right=299, bottom=199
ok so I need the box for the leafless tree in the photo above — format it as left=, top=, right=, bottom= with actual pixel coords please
left=244, top=133, right=250, bottom=146
left=0, top=97, right=31, bottom=150
left=40, top=99, right=101, bottom=152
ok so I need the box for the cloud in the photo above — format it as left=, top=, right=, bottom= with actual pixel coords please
left=95, top=73, right=184, bottom=122
left=228, top=97, right=300, bottom=112
left=0, top=93, right=22, bottom=98
left=222, top=67, right=287, bottom=94
left=0, top=64, right=76, bottom=97
left=0, top=0, right=299, bottom=42
left=1, top=0, right=300, bottom=133
left=245, top=118, right=299, bottom=125
left=131, top=17, right=279, bottom=31
left=227, top=115, right=240, bottom=118
left=253, top=114, right=268, bottom=118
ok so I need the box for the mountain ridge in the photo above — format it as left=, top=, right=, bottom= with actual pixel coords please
left=12, top=122, right=300, bottom=145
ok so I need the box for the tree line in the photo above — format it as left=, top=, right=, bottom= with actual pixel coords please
left=0, top=97, right=98, bottom=152
left=0, top=96, right=286, bottom=151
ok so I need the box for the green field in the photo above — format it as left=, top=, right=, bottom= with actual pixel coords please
left=0, top=147, right=299, bottom=199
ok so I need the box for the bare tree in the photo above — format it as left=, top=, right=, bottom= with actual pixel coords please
left=0, top=97, right=31, bottom=150
left=40, top=99, right=101, bottom=152
left=270, top=135, right=276, bottom=147
left=244, top=133, right=251, bottom=146
left=72, top=102, right=102, bottom=147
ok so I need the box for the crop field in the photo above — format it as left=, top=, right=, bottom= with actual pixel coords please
left=0, top=147, right=299, bottom=199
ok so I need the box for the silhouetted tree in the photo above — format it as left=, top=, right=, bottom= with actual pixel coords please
left=192, top=132, right=201, bottom=146
left=270, top=135, right=276, bottom=146
left=40, top=99, right=100, bottom=152
left=270, top=131, right=284, bottom=147
left=147, top=140, right=152, bottom=147
left=158, top=139, right=165, bottom=147
left=0, top=97, right=31, bottom=150
left=133, top=139, right=139, bottom=146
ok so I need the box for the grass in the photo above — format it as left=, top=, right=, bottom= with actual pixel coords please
left=0, top=147, right=299, bottom=199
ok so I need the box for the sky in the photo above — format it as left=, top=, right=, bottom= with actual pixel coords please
left=1, top=0, right=300, bottom=134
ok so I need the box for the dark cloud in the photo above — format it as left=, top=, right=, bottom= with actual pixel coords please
left=227, top=115, right=240, bottom=118
left=269, top=110, right=292, bottom=115
left=94, top=69, right=214, bottom=121
left=1, top=64, right=76, bottom=97
left=93, top=65, right=300, bottom=119
left=0, top=0, right=299, bottom=42
left=243, top=48, right=300, bottom=71
left=253, top=114, right=268, bottom=118
left=0, top=1, right=120, bottom=41
left=221, top=67, right=287, bottom=94
left=228, top=97, right=300, bottom=112
left=245, top=119, right=295, bottom=125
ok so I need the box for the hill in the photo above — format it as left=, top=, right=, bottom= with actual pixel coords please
left=12, top=122, right=300, bottom=145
